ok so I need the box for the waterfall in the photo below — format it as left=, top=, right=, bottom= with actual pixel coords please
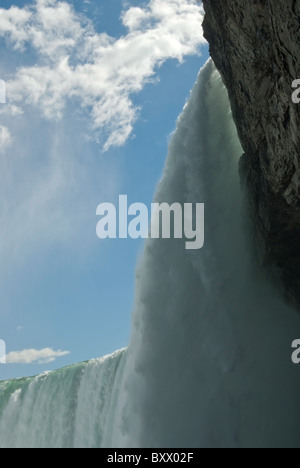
left=116, top=60, right=300, bottom=448
left=0, top=60, right=300, bottom=448
left=0, top=349, right=126, bottom=448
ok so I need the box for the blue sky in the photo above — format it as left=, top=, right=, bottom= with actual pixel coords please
left=0, top=0, right=208, bottom=380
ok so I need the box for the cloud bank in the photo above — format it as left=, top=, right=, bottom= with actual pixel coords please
left=6, top=348, right=70, bottom=364
left=0, top=0, right=205, bottom=150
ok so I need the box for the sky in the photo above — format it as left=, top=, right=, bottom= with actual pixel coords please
left=0, top=0, right=208, bottom=380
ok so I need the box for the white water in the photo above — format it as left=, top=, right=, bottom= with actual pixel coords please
left=0, top=349, right=126, bottom=448
left=1, top=60, right=300, bottom=448
left=117, top=60, right=300, bottom=448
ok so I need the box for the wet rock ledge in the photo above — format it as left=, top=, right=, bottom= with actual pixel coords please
left=202, top=0, right=300, bottom=307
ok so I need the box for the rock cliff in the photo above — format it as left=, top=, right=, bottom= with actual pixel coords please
left=202, top=0, right=300, bottom=307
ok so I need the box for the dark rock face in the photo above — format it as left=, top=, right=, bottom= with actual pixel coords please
left=202, top=0, right=300, bottom=307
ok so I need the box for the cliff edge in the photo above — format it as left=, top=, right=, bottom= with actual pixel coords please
left=202, top=0, right=300, bottom=307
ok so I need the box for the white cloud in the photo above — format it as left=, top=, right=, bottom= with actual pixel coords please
left=0, top=125, right=11, bottom=150
left=1, top=0, right=205, bottom=150
left=6, top=347, right=70, bottom=364
left=0, top=0, right=205, bottom=283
